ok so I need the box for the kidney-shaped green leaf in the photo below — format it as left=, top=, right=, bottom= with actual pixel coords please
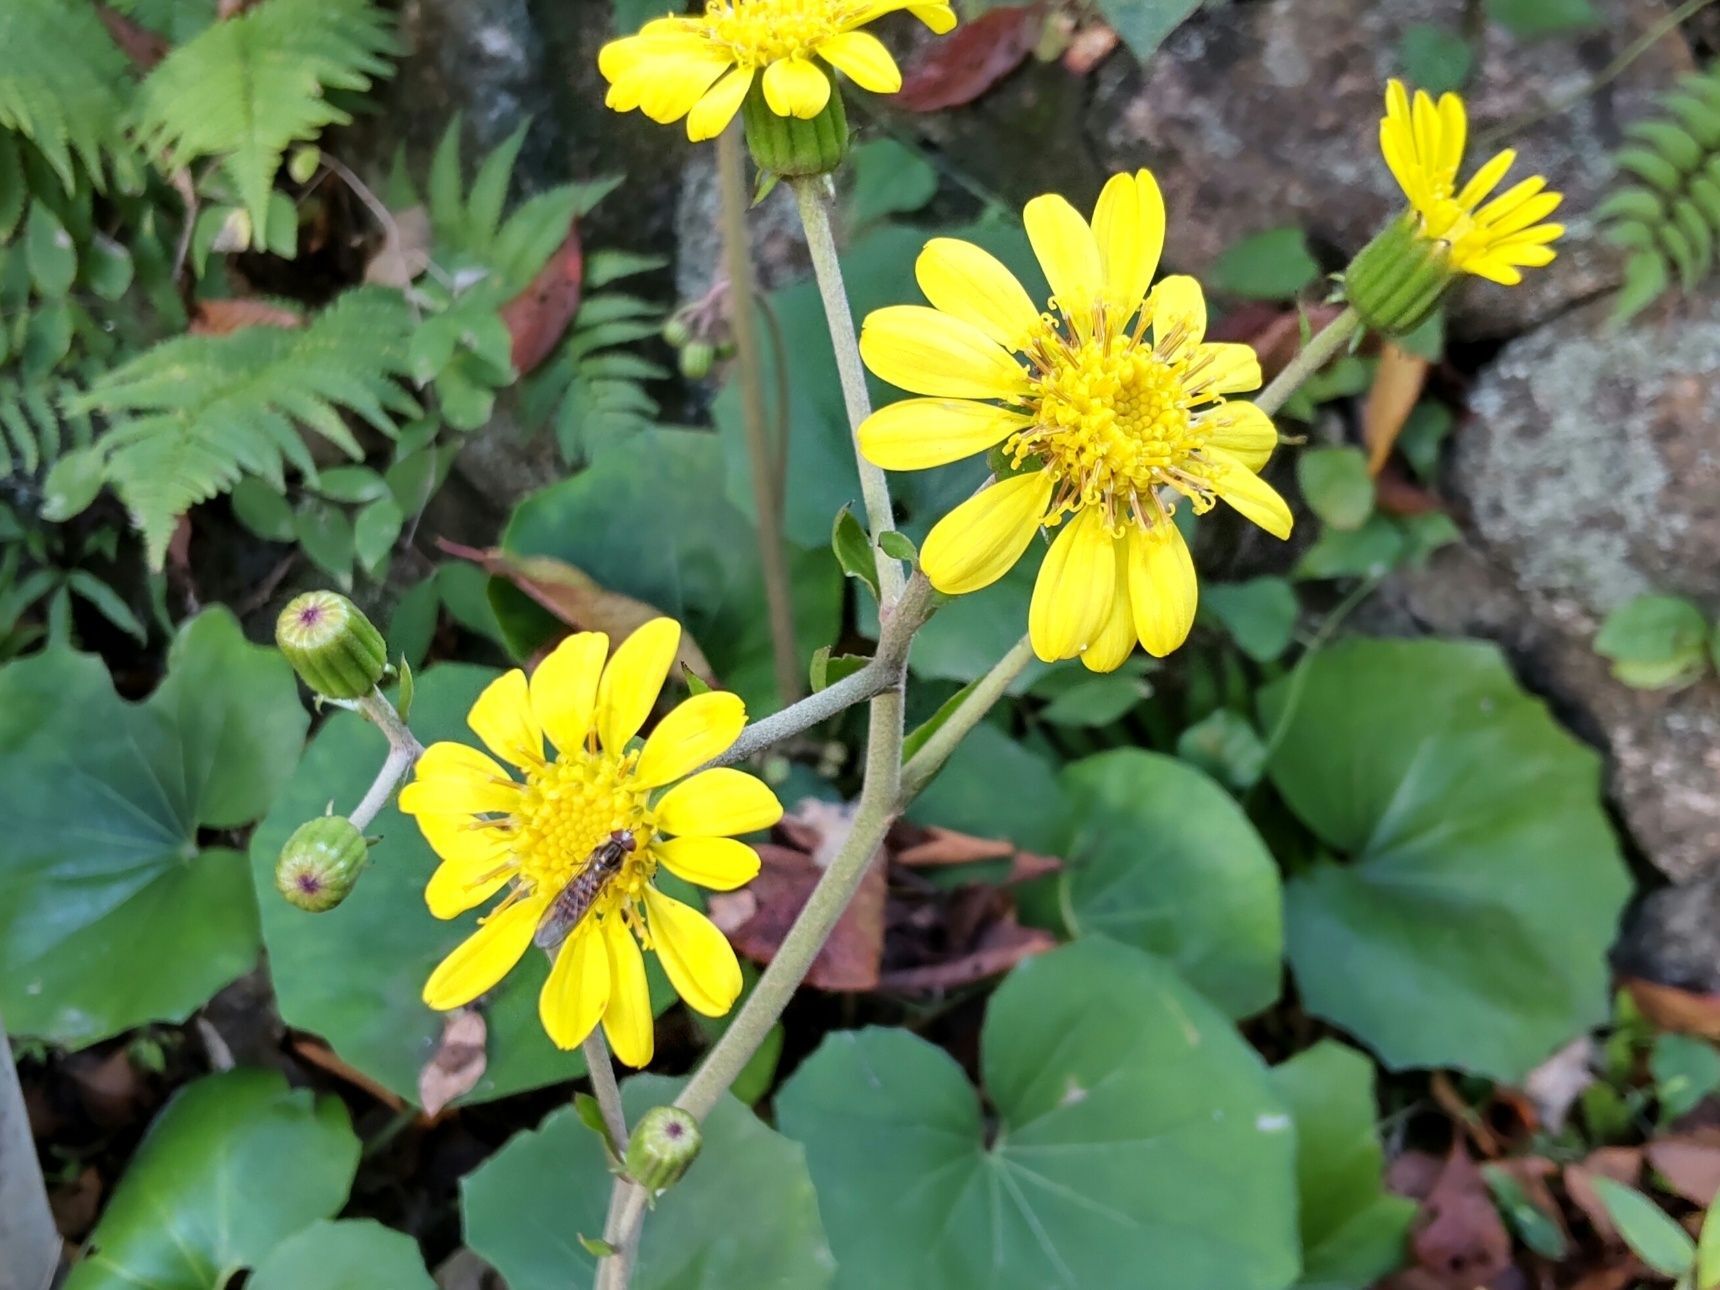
left=248, top=1220, right=435, bottom=1290
left=776, top=938, right=1300, bottom=1290
left=64, top=1069, right=358, bottom=1290
left=0, top=609, right=307, bottom=1046
left=1059, top=750, right=1283, bottom=1019
left=464, top=1074, right=834, bottom=1289
left=1259, top=637, right=1631, bottom=1079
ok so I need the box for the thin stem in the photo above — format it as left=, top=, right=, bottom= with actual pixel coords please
left=0, top=1015, right=59, bottom=1290
left=791, top=176, right=905, bottom=604
left=1254, top=307, right=1362, bottom=419
left=581, top=1031, right=628, bottom=1154
left=720, top=126, right=802, bottom=704
left=348, top=690, right=425, bottom=830
left=898, top=635, right=1035, bottom=801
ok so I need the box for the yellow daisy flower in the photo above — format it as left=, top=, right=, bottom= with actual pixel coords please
left=598, top=0, right=957, bottom=141
left=400, top=618, right=781, bottom=1066
left=856, top=171, right=1291, bottom=670
left=1379, top=78, right=1564, bottom=285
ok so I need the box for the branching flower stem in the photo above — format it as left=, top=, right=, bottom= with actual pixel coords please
left=347, top=690, right=425, bottom=831
left=1254, top=306, right=1362, bottom=418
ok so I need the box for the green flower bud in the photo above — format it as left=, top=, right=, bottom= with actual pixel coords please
left=742, top=78, right=848, bottom=179
left=276, top=816, right=369, bottom=912
left=678, top=340, right=716, bottom=381
left=625, top=1106, right=702, bottom=1194
left=287, top=145, right=321, bottom=185
left=1343, top=212, right=1456, bottom=338
left=662, top=314, right=694, bottom=349
left=277, top=591, right=387, bottom=700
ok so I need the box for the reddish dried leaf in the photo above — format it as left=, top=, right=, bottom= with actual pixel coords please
left=500, top=223, right=583, bottom=376
left=1388, top=1149, right=1449, bottom=1203
left=189, top=299, right=304, bottom=335
left=438, top=541, right=717, bottom=687
left=878, top=919, right=1054, bottom=991
left=94, top=2, right=168, bottom=70
left=1565, top=1146, right=1642, bottom=1243
left=63, top=1049, right=146, bottom=1129
left=1646, top=1134, right=1720, bottom=1206
left=419, top=1008, right=487, bottom=1117
left=895, top=5, right=1040, bottom=112
left=50, top=1166, right=103, bottom=1241
left=1431, top=1070, right=1502, bottom=1158
left=1625, top=977, right=1720, bottom=1040
left=1411, top=1147, right=1513, bottom=1286
left=1375, top=462, right=1446, bottom=516
left=1364, top=342, right=1430, bottom=476
left=290, top=1036, right=407, bottom=1109
left=889, top=822, right=1062, bottom=882
left=1061, top=20, right=1120, bottom=74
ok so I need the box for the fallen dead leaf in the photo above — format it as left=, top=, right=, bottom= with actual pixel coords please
left=879, top=879, right=1054, bottom=991
left=1625, top=977, right=1720, bottom=1040
left=419, top=1008, right=488, bottom=1117
left=500, top=222, right=585, bottom=376
left=1364, top=342, right=1430, bottom=476
left=1647, top=1132, right=1720, bottom=1206
left=1411, top=1147, right=1513, bottom=1287
left=363, top=204, right=432, bottom=289
left=50, top=1166, right=102, bottom=1241
left=896, top=5, right=1041, bottom=112
left=1566, top=1262, right=1646, bottom=1290
left=1524, top=1036, right=1596, bottom=1135
left=1387, top=1149, right=1448, bottom=1202
left=1431, top=1070, right=1502, bottom=1157
left=437, top=541, right=717, bottom=688
left=189, top=298, right=304, bottom=335
left=889, top=821, right=1062, bottom=883
left=1374, top=462, right=1446, bottom=516
left=1565, top=1146, right=1642, bottom=1242
left=1061, top=19, right=1119, bottom=74
left=291, top=1035, right=407, bottom=1110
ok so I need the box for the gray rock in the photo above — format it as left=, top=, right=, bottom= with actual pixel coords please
left=1617, top=868, right=1720, bottom=994
left=1385, top=292, right=1720, bottom=883
left=1086, top=0, right=1692, bottom=337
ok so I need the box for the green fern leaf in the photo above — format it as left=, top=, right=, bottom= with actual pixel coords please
left=73, top=287, right=419, bottom=566
left=133, top=0, right=397, bottom=238
left=0, top=0, right=135, bottom=190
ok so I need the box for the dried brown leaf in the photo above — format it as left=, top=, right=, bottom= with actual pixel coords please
left=1646, top=1133, right=1720, bottom=1206
left=500, top=223, right=583, bottom=376
left=1061, top=20, right=1119, bottom=74
left=290, top=1035, right=407, bottom=1109
left=878, top=918, right=1054, bottom=991
left=1364, top=342, right=1429, bottom=476
left=1411, top=1147, right=1513, bottom=1286
left=419, top=1008, right=487, bottom=1117
left=889, top=822, right=1062, bottom=882
left=896, top=5, right=1040, bottom=112
left=1625, top=977, right=1720, bottom=1040
left=189, top=299, right=304, bottom=335
left=94, top=2, right=168, bottom=70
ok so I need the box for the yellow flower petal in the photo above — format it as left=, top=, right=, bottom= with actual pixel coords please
left=1081, top=537, right=1136, bottom=673
left=1024, top=193, right=1101, bottom=331
left=654, top=836, right=762, bottom=892
left=687, top=66, right=754, bottom=141
left=857, top=397, right=1028, bottom=470
left=909, top=2, right=957, bottom=33
left=1184, top=342, right=1262, bottom=398
left=860, top=305, right=1028, bottom=400
left=1207, top=448, right=1294, bottom=539
left=1198, top=401, right=1277, bottom=473
left=1151, top=274, right=1207, bottom=358
left=425, top=850, right=515, bottom=920
left=416, top=812, right=511, bottom=868
left=919, top=470, right=1052, bottom=595
left=596, top=618, right=680, bottom=753
left=635, top=691, right=748, bottom=788
left=613, top=50, right=734, bottom=124
left=422, top=894, right=546, bottom=1010
left=818, top=30, right=901, bottom=93
left=598, top=29, right=708, bottom=83
left=643, top=887, right=743, bottom=1017
left=1127, top=523, right=1197, bottom=659
left=763, top=55, right=831, bottom=118
left=601, top=917, right=654, bottom=1068
left=531, top=631, right=609, bottom=757
left=1455, top=148, right=1516, bottom=209
left=655, top=767, right=783, bottom=837
left=399, top=743, right=521, bottom=816
left=1092, top=170, right=1164, bottom=324
left=1028, top=506, right=1115, bottom=662
left=539, top=921, right=610, bottom=1051
left=914, top=238, right=1039, bottom=349
left=467, top=669, right=543, bottom=771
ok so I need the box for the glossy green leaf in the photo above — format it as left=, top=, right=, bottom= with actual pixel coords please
left=1059, top=751, right=1282, bottom=1018
left=464, top=1075, right=833, bottom=1289
left=1212, top=228, right=1321, bottom=301
left=1297, top=447, right=1375, bottom=531
left=1094, top=0, right=1206, bottom=61
left=776, top=939, right=1300, bottom=1290
left=1483, top=1166, right=1569, bottom=1261
left=0, top=610, right=306, bottom=1045
left=1594, top=594, right=1710, bottom=689
left=1294, top=514, right=1404, bottom=580
left=1487, top=0, right=1602, bottom=37
left=64, top=1069, right=358, bottom=1290
left=495, top=428, right=841, bottom=710
left=847, top=138, right=937, bottom=227
left=907, top=721, right=1068, bottom=854
left=1260, top=638, right=1631, bottom=1078
left=1038, top=672, right=1145, bottom=726
left=1652, top=1033, right=1720, bottom=1122
left=1591, top=1177, right=1694, bottom=1277
left=1399, top=24, right=1473, bottom=93
left=831, top=504, right=880, bottom=600
left=1176, top=708, right=1267, bottom=791
left=25, top=204, right=77, bottom=297
left=1204, top=577, right=1300, bottom=662
left=247, top=1220, right=434, bottom=1289
left=230, top=478, right=296, bottom=542
left=1273, top=1042, right=1415, bottom=1288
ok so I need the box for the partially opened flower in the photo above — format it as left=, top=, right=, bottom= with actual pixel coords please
left=857, top=170, right=1290, bottom=670
left=599, top=1, right=957, bottom=142
left=401, top=619, right=780, bottom=1066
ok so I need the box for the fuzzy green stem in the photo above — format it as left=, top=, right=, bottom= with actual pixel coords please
left=791, top=176, right=904, bottom=604
left=582, top=1031, right=627, bottom=1156
left=721, top=126, right=802, bottom=704
left=899, top=635, right=1036, bottom=800
left=347, top=691, right=425, bottom=831
left=1254, top=307, right=1363, bottom=419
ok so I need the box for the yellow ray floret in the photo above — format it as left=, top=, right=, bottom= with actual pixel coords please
left=856, top=169, right=1290, bottom=671
left=599, top=1, right=957, bottom=141
left=401, top=618, right=780, bottom=1065
left=1379, top=78, right=1565, bottom=285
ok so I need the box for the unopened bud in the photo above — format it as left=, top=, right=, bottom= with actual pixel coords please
left=277, top=591, right=387, bottom=699
left=1343, top=211, right=1455, bottom=338
left=742, top=78, right=848, bottom=179
left=662, top=314, right=693, bottom=349
left=287, top=146, right=321, bottom=185
left=625, top=1106, right=701, bottom=1194
left=276, top=816, right=369, bottom=911
left=678, top=341, right=715, bottom=381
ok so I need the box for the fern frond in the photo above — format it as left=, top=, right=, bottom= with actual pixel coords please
left=0, top=0, right=136, bottom=190
left=133, top=0, right=397, bottom=239
left=73, top=287, right=419, bottom=566
left=1601, top=63, right=1720, bottom=323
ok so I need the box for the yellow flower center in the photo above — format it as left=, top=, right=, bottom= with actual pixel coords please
left=701, top=0, right=850, bottom=65
left=512, top=749, right=656, bottom=922
left=1008, top=319, right=1215, bottom=530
